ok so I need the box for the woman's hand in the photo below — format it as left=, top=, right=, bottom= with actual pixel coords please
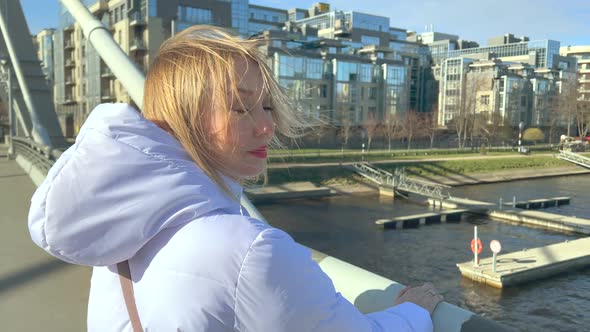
left=393, top=282, right=443, bottom=315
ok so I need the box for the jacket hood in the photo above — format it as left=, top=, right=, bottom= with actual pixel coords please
left=28, top=103, right=243, bottom=266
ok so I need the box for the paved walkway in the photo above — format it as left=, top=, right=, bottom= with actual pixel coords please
left=0, top=156, right=89, bottom=331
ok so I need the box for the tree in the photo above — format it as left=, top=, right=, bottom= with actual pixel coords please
left=556, top=75, right=579, bottom=137
left=362, top=110, right=379, bottom=151
left=421, top=107, right=438, bottom=149
left=576, top=103, right=590, bottom=140
left=401, top=110, right=420, bottom=150
left=454, top=71, right=491, bottom=149
left=339, top=117, right=353, bottom=148
left=523, top=128, right=545, bottom=144
left=383, top=111, right=401, bottom=151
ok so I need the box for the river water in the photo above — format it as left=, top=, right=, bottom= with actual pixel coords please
left=257, top=174, right=590, bottom=332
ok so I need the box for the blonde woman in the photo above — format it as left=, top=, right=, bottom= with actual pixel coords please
left=28, top=26, right=441, bottom=331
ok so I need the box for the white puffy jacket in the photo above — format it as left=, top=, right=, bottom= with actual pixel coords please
left=28, top=103, right=432, bottom=331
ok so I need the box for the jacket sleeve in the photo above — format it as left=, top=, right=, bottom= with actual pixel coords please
left=233, top=227, right=433, bottom=332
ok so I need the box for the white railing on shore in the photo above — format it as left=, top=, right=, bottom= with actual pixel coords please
left=556, top=150, right=590, bottom=168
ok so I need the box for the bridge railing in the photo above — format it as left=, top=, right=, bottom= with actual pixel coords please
left=12, top=136, right=63, bottom=173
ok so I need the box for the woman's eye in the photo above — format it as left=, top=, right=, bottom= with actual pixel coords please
left=263, top=107, right=274, bottom=112
left=231, top=108, right=248, bottom=114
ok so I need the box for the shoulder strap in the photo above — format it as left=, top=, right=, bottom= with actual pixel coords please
left=117, top=261, right=144, bottom=332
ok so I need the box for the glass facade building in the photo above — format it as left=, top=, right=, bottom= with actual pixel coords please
left=433, top=39, right=561, bottom=68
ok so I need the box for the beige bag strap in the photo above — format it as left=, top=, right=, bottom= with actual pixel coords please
left=117, top=261, right=144, bottom=332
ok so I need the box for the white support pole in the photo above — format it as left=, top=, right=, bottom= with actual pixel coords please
left=60, top=0, right=145, bottom=109
left=0, top=0, right=50, bottom=146
left=6, top=64, right=13, bottom=156
left=492, top=252, right=497, bottom=273
left=474, top=226, right=478, bottom=267
left=513, top=196, right=516, bottom=208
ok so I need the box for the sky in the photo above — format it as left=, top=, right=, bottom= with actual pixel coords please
left=20, top=0, right=590, bottom=47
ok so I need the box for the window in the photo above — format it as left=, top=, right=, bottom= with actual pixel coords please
left=177, top=6, right=213, bottom=25
left=319, top=84, right=328, bottom=98
left=149, top=0, right=157, bottom=16
left=361, top=35, right=380, bottom=46
left=480, top=95, right=490, bottom=105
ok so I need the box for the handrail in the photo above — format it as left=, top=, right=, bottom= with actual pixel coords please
left=12, top=137, right=64, bottom=172
left=55, top=1, right=510, bottom=330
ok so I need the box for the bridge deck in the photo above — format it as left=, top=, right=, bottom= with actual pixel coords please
left=0, top=154, right=89, bottom=331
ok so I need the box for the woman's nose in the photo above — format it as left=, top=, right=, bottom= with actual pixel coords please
left=254, top=110, right=275, bottom=137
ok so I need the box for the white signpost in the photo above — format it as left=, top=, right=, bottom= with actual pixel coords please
left=490, top=240, right=502, bottom=273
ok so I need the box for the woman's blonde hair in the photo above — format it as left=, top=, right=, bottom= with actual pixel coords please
left=143, top=25, right=306, bottom=197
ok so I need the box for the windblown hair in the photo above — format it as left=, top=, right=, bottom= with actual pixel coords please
left=143, top=25, right=306, bottom=196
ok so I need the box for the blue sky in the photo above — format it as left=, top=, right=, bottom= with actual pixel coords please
left=21, top=0, right=590, bottom=47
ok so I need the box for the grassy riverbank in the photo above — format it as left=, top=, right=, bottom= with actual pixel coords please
left=265, top=154, right=582, bottom=186
left=267, top=146, right=555, bottom=164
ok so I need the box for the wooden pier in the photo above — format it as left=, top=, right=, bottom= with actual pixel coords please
left=457, top=237, right=590, bottom=288
left=376, top=209, right=467, bottom=229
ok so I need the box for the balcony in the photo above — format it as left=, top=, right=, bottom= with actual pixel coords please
left=63, top=96, right=76, bottom=105
left=130, top=39, right=147, bottom=53
left=129, top=12, right=146, bottom=26
left=64, top=40, right=74, bottom=50
left=65, top=59, right=75, bottom=67
left=88, top=0, right=108, bottom=15
left=101, top=89, right=115, bottom=101
left=65, top=76, right=75, bottom=85
left=100, top=68, right=114, bottom=77
left=64, top=24, right=74, bottom=32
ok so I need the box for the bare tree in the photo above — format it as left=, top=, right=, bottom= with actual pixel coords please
left=576, top=102, right=590, bottom=139
left=362, top=111, right=379, bottom=151
left=402, top=110, right=420, bottom=150
left=556, top=75, right=579, bottom=137
left=547, top=96, right=562, bottom=145
left=453, top=72, right=491, bottom=149
left=339, top=117, right=353, bottom=148
left=383, top=111, right=402, bottom=151
left=419, top=109, right=438, bottom=149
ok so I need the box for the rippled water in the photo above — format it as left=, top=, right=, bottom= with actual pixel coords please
left=257, top=174, right=590, bottom=332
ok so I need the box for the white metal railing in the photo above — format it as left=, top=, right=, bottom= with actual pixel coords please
left=556, top=150, right=590, bottom=168
left=352, top=162, right=450, bottom=199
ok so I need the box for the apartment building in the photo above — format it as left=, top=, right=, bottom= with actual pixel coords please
left=34, top=28, right=56, bottom=85
left=560, top=45, right=590, bottom=104
left=51, top=1, right=423, bottom=136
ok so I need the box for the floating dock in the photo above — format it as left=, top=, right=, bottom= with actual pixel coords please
left=508, top=197, right=570, bottom=209
left=376, top=209, right=467, bottom=229
left=457, top=237, right=590, bottom=288
left=428, top=197, right=590, bottom=235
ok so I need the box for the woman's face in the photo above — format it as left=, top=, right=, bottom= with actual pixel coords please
left=209, top=59, right=275, bottom=180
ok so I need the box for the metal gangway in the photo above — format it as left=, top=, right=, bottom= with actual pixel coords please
left=556, top=150, right=590, bottom=169
left=352, top=162, right=450, bottom=200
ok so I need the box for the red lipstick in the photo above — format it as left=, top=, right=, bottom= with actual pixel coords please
left=248, top=146, right=268, bottom=159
